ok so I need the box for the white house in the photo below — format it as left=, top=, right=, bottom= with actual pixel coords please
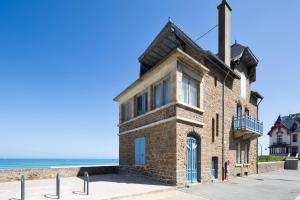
left=268, top=114, right=300, bottom=157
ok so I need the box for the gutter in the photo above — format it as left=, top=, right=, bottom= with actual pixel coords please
left=222, top=70, right=230, bottom=181
left=256, top=97, right=263, bottom=174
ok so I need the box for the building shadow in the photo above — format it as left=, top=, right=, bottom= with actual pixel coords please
left=76, top=169, right=168, bottom=186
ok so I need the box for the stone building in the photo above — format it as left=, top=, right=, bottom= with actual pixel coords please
left=114, top=0, right=263, bottom=186
left=268, top=114, right=300, bottom=157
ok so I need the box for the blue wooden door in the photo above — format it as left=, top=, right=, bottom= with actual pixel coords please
left=186, top=137, right=198, bottom=183
left=211, top=157, right=217, bottom=179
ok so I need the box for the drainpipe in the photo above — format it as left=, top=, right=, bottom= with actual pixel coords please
left=222, top=70, right=230, bottom=181
left=256, top=97, right=263, bottom=174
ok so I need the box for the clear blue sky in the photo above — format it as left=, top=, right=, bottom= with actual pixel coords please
left=0, top=0, right=299, bottom=158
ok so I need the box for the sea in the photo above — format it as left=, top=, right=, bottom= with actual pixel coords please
left=0, top=159, right=119, bottom=170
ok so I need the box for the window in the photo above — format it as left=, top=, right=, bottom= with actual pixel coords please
left=245, top=108, right=249, bottom=116
left=134, top=137, right=146, bottom=165
left=244, top=144, right=249, bottom=163
left=293, top=134, right=298, bottom=143
left=236, top=105, right=242, bottom=118
left=236, top=143, right=241, bottom=164
left=277, top=135, right=283, bottom=144
left=154, top=78, right=171, bottom=108
left=122, top=100, right=132, bottom=122
left=136, top=92, right=148, bottom=116
left=214, top=76, right=218, bottom=87
left=182, top=75, right=198, bottom=107
left=216, top=114, right=219, bottom=137
left=212, top=118, right=215, bottom=143
left=241, top=72, right=246, bottom=98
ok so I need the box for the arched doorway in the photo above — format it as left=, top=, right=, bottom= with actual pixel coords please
left=186, top=134, right=199, bottom=183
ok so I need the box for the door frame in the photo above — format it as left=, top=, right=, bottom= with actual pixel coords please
left=212, top=156, right=218, bottom=179
left=186, top=133, right=201, bottom=183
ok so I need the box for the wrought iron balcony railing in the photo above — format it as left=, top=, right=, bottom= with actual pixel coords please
left=271, top=142, right=289, bottom=146
left=234, top=114, right=263, bottom=135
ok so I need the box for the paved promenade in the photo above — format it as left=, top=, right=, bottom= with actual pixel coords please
left=2, top=166, right=300, bottom=200
left=0, top=174, right=173, bottom=200
left=181, top=165, right=300, bottom=200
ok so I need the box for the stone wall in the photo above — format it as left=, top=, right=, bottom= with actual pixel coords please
left=258, top=162, right=284, bottom=174
left=0, top=166, right=118, bottom=183
left=119, top=104, right=176, bottom=133
left=119, top=120, right=177, bottom=185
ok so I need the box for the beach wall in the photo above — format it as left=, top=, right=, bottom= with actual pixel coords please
left=258, top=161, right=284, bottom=174
left=0, top=166, right=118, bottom=182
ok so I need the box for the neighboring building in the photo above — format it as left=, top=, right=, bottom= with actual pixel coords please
left=114, top=0, right=263, bottom=186
left=268, top=114, right=300, bottom=157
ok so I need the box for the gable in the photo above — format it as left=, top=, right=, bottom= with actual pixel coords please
left=138, top=21, right=239, bottom=80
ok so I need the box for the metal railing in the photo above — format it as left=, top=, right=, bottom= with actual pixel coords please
left=234, top=114, right=263, bottom=134
left=271, top=142, right=288, bottom=146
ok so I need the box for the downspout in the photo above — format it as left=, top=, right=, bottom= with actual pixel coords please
left=256, top=97, right=263, bottom=174
left=222, top=70, right=230, bottom=181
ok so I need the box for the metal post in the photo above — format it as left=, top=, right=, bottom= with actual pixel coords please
left=84, top=172, right=89, bottom=195
left=21, top=175, right=25, bottom=200
left=56, top=173, right=60, bottom=199
left=83, top=175, right=86, bottom=193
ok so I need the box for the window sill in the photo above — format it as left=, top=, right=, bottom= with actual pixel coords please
left=243, top=163, right=250, bottom=166
left=119, top=102, right=204, bottom=127
left=134, top=165, right=146, bottom=167
left=177, top=101, right=205, bottom=113
left=119, top=102, right=176, bottom=126
left=235, top=164, right=243, bottom=167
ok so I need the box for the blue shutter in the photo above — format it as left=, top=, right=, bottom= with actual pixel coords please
left=134, top=138, right=140, bottom=165
left=140, top=137, right=146, bottom=165
left=134, top=137, right=146, bottom=165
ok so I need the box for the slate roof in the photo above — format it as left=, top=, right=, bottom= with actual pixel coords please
left=251, top=91, right=264, bottom=99
left=279, top=114, right=300, bottom=132
left=138, top=21, right=240, bottom=79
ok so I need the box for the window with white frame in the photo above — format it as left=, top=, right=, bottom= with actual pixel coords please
left=182, top=75, right=198, bottom=107
left=134, top=137, right=146, bottom=165
left=236, top=142, right=241, bottom=164
left=136, top=92, right=148, bottom=116
left=277, top=135, right=283, bottom=144
left=241, top=72, right=246, bottom=98
left=154, top=77, right=171, bottom=109
left=244, top=143, right=249, bottom=163
left=292, top=134, right=298, bottom=143
left=122, top=100, right=132, bottom=122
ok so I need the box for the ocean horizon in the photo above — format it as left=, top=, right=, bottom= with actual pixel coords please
left=0, top=158, right=119, bottom=170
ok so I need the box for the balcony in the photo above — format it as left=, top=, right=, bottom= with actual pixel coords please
left=234, top=114, right=263, bottom=140
left=271, top=142, right=290, bottom=147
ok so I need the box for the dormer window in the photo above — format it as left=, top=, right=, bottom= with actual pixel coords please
left=241, top=72, right=246, bottom=98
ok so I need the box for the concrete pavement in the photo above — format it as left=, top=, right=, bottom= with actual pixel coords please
left=116, top=190, right=202, bottom=200
left=0, top=174, right=173, bottom=200
left=2, top=166, right=300, bottom=200
left=181, top=166, right=300, bottom=200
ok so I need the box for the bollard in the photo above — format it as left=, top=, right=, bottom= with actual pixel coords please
left=56, top=173, right=60, bottom=199
left=21, top=175, right=25, bottom=200
left=83, top=172, right=89, bottom=195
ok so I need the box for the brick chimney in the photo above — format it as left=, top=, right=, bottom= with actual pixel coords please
left=218, top=0, right=232, bottom=66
